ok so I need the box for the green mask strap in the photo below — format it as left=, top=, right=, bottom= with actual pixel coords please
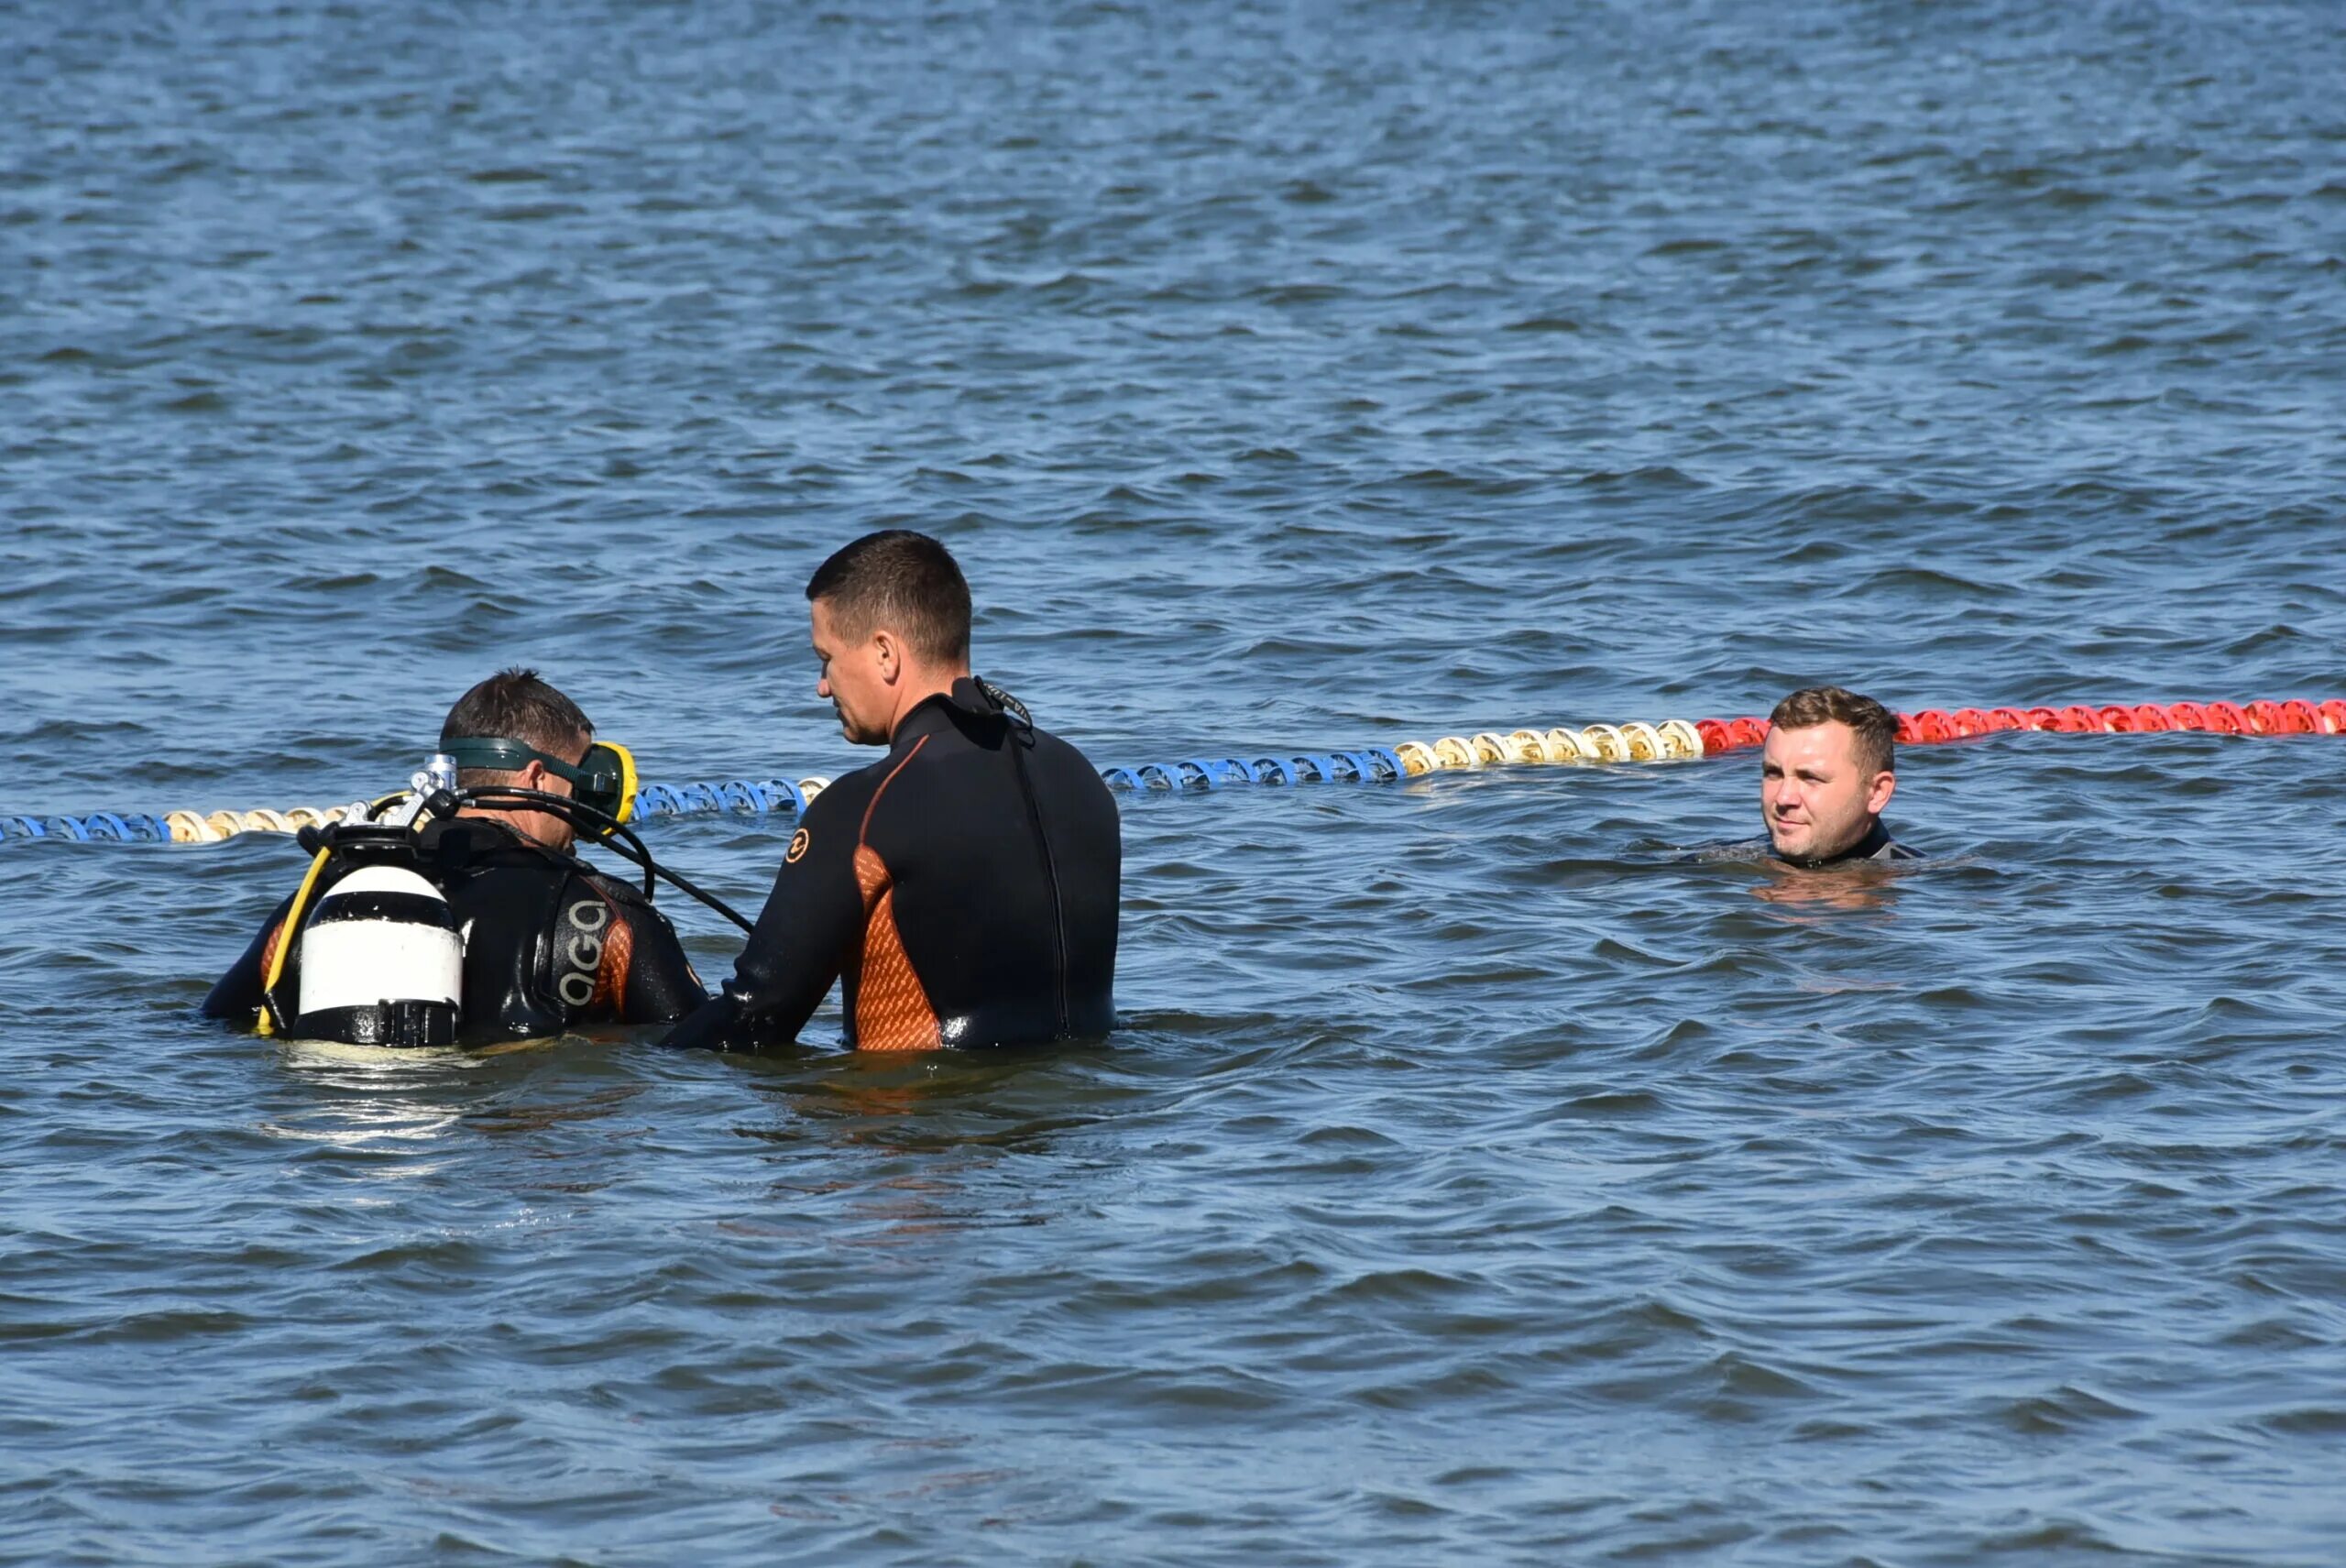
left=443, top=738, right=635, bottom=828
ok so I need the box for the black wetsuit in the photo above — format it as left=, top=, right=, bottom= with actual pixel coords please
left=1772, top=821, right=1924, bottom=867
left=203, top=817, right=706, bottom=1042
left=662, top=679, right=1120, bottom=1052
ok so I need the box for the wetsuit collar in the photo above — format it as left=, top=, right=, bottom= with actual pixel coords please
left=430, top=814, right=528, bottom=848
left=890, top=677, right=1002, bottom=750
left=426, top=812, right=591, bottom=872
left=1778, top=818, right=1896, bottom=868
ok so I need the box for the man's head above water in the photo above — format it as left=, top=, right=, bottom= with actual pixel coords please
left=440, top=667, right=594, bottom=852
left=805, top=530, right=974, bottom=746
left=1760, top=685, right=1898, bottom=867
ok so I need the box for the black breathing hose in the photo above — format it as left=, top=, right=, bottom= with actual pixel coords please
left=456, top=788, right=758, bottom=933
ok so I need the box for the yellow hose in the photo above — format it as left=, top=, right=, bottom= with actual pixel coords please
left=255, top=847, right=333, bottom=1039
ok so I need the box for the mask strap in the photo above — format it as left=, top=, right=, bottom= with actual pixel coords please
left=444, top=738, right=588, bottom=788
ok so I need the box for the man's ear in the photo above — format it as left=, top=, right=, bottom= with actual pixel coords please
left=1867, top=770, right=1897, bottom=816
left=872, top=628, right=902, bottom=684
left=517, top=757, right=551, bottom=790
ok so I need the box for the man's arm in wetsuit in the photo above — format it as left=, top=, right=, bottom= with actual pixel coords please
left=657, top=782, right=869, bottom=1050
left=606, top=889, right=709, bottom=1024
left=201, top=891, right=296, bottom=1024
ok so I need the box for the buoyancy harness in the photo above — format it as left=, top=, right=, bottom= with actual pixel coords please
left=258, top=751, right=752, bottom=1047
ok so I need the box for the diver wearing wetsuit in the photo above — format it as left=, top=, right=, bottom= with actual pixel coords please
left=662, top=532, right=1118, bottom=1052
left=1808, top=820, right=1923, bottom=864
left=203, top=671, right=706, bottom=1042
left=1759, top=685, right=1924, bottom=867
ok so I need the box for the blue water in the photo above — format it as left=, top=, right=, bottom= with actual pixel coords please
left=5, top=1, right=2345, bottom=1562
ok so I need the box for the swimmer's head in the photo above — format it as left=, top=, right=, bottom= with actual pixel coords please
left=440, top=667, right=594, bottom=851
left=806, top=531, right=974, bottom=745
left=1760, top=685, right=1897, bottom=867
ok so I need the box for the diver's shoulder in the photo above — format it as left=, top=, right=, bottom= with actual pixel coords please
left=1025, top=718, right=1093, bottom=756
left=578, top=870, right=690, bottom=937
left=1867, top=830, right=1925, bottom=861
left=1019, top=718, right=1110, bottom=784
left=795, top=753, right=890, bottom=827
left=576, top=864, right=655, bottom=910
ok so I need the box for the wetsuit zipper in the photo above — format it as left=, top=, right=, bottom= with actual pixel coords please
left=1005, top=723, right=1069, bottom=1036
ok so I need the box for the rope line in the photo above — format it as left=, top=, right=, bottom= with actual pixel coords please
left=7, top=697, right=2339, bottom=844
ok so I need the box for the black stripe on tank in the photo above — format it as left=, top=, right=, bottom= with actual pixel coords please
left=308, top=891, right=457, bottom=928
left=295, top=1001, right=460, bottom=1048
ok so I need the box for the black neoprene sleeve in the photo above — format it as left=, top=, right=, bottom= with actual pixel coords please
left=657, top=773, right=872, bottom=1050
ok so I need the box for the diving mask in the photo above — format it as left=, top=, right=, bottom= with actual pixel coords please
left=442, top=737, right=638, bottom=829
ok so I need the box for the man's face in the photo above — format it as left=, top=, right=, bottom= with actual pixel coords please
left=810, top=598, right=892, bottom=745
left=1760, top=721, right=1894, bottom=865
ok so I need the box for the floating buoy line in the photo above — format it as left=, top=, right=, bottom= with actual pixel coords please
left=5, top=697, right=2340, bottom=845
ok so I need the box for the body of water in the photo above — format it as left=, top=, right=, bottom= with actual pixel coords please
left=4, top=1, right=2344, bottom=1562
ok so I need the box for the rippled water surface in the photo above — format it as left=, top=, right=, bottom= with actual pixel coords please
left=5, top=1, right=2346, bottom=1562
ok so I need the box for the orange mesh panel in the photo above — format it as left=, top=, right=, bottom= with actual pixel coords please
left=590, top=905, right=635, bottom=1014
left=850, top=844, right=940, bottom=1051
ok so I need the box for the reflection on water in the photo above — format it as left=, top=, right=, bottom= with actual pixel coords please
left=463, top=1082, right=646, bottom=1135
left=1746, top=861, right=1910, bottom=914
left=256, top=1040, right=492, bottom=1152
left=734, top=1046, right=1105, bottom=1154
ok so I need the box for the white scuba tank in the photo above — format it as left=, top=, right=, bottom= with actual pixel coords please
left=294, top=864, right=464, bottom=1047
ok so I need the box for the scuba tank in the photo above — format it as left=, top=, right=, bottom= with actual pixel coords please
left=288, top=830, right=462, bottom=1042
left=267, top=754, right=467, bottom=1048
left=293, top=858, right=462, bottom=1047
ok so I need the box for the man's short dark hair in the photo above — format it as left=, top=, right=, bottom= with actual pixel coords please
left=1770, top=685, right=1896, bottom=777
left=441, top=668, right=591, bottom=784
left=805, top=530, right=972, bottom=666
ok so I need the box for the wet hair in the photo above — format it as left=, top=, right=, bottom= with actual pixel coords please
left=440, top=668, right=591, bottom=785
left=805, top=530, right=972, bottom=666
left=1770, top=685, right=1896, bottom=777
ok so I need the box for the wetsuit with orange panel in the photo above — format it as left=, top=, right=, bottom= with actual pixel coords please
left=661, top=679, right=1119, bottom=1052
